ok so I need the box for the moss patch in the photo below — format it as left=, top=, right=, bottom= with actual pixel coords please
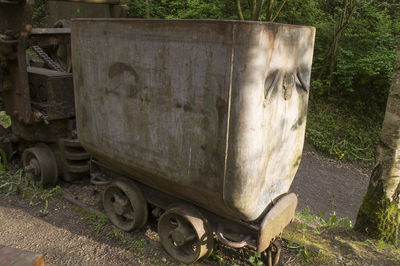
left=283, top=211, right=400, bottom=265
left=354, top=165, right=399, bottom=244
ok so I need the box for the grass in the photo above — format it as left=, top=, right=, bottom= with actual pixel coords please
left=122, top=237, right=148, bottom=252
left=74, top=207, right=165, bottom=263
left=306, top=97, right=382, bottom=166
left=77, top=208, right=109, bottom=233
left=295, top=205, right=354, bottom=245
left=248, top=251, right=263, bottom=266
left=0, top=111, right=60, bottom=215
left=283, top=206, right=400, bottom=265
left=0, top=167, right=62, bottom=214
left=297, top=205, right=353, bottom=233
left=0, top=111, right=11, bottom=129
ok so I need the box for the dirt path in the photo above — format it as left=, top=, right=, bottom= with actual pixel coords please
left=0, top=195, right=150, bottom=265
left=290, top=144, right=370, bottom=222
left=0, top=147, right=372, bottom=265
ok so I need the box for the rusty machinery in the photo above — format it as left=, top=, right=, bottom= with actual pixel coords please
left=0, top=0, right=127, bottom=184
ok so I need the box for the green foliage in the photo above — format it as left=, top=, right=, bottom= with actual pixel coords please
left=32, top=0, right=48, bottom=27
left=0, top=169, right=22, bottom=196
left=0, top=111, right=11, bottom=129
left=125, top=0, right=236, bottom=20
left=332, top=1, right=398, bottom=106
left=297, top=246, right=311, bottom=262
left=210, top=251, right=225, bottom=264
left=0, top=149, right=8, bottom=173
left=293, top=205, right=354, bottom=263
left=0, top=168, right=61, bottom=214
left=306, top=97, right=381, bottom=165
left=24, top=182, right=61, bottom=214
left=248, top=251, right=263, bottom=265
left=80, top=210, right=108, bottom=233
left=278, top=1, right=399, bottom=110
left=122, top=238, right=147, bottom=251
left=235, top=0, right=288, bottom=21
left=286, top=236, right=328, bottom=264
left=297, top=205, right=353, bottom=233
left=366, top=238, right=397, bottom=251
left=106, top=227, right=124, bottom=238
left=278, top=2, right=398, bottom=166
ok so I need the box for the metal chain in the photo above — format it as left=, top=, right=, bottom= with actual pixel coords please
left=31, top=45, right=65, bottom=72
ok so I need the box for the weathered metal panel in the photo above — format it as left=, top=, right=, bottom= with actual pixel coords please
left=224, top=22, right=315, bottom=220
left=71, top=19, right=315, bottom=221
left=27, top=66, right=75, bottom=120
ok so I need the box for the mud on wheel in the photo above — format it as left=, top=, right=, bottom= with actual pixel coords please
left=103, top=178, right=148, bottom=232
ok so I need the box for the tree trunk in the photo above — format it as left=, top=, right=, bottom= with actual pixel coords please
left=354, top=45, right=400, bottom=245
left=265, top=0, right=275, bottom=21
left=145, top=0, right=150, bottom=19
left=236, top=0, right=286, bottom=21
left=317, top=0, right=358, bottom=93
left=236, top=0, right=245, bottom=20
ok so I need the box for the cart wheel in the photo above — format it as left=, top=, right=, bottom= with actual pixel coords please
left=22, top=143, right=58, bottom=186
left=103, top=179, right=148, bottom=231
left=158, top=205, right=214, bottom=264
left=262, top=240, right=282, bottom=266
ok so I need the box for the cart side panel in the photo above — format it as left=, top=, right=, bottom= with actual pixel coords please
left=71, top=20, right=232, bottom=212
left=224, top=23, right=315, bottom=220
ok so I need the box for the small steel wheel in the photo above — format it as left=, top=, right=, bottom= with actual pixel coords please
left=103, top=178, right=148, bottom=231
left=158, top=205, right=214, bottom=264
left=22, top=143, right=58, bottom=186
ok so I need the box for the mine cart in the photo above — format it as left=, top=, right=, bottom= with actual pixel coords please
left=71, top=19, right=315, bottom=263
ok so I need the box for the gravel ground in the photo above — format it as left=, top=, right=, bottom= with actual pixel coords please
left=0, top=195, right=149, bottom=265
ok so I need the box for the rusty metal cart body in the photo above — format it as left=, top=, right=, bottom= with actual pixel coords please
left=71, top=19, right=315, bottom=263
